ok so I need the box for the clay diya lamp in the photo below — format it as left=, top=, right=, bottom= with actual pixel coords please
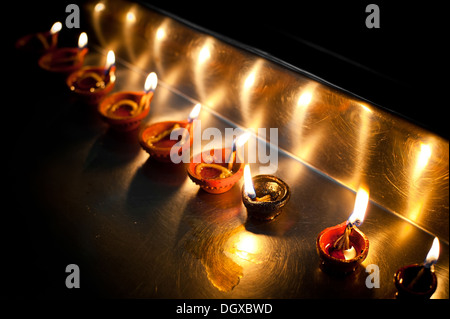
left=241, top=165, right=290, bottom=221
left=139, top=103, right=201, bottom=163
left=316, top=188, right=370, bottom=275
left=98, top=72, right=157, bottom=132
left=38, top=32, right=88, bottom=75
left=15, top=21, right=62, bottom=57
left=187, top=133, right=250, bottom=193
left=66, top=50, right=116, bottom=105
left=394, top=237, right=439, bottom=299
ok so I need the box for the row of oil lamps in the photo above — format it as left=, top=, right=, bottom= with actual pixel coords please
left=16, top=23, right=442, bottom=299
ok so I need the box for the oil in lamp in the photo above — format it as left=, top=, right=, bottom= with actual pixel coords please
left=316, top=188, right=370, bottom=274
left=15, top=21, right=62, bottom=57
left=66, top=50, right=116, bottom=105
left=186, top=133, right=250, bottom=194
left=394, top=237, right=440, bottom=299
left=139, top=103, right=201, bottom=162
left=98, top=72, right=157, bottom=131
left=241, top=165, right=291, bottom=221
left=38, top=31, right=89, bottom=75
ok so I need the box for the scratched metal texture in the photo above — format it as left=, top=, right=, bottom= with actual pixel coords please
left=11, top=0, right=448, bottom=298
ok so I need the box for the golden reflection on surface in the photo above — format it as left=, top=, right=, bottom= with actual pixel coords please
left=91, top=2, right=106, bottom=47
left=240, top=59, right=263, bottom=119
left=184, top=223, right=245, bottom=292
left=193, top=37, right=214, bottom=102
left=225, top=230, right=267, bottom=265
left=350, top=101, right=373, bottom=189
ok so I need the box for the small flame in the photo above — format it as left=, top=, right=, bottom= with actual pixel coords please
left=144, top=72, right=158, bottom=93
left=105, top=50, right=115, bottom=70
left=424, top=237, right=440, bottom=268
left=50, top=22, right=62, bottom=34
left=188, top=103, right=202, bottom=121
left=348, top=187, right=369, bottom=226
left=78, top=32, right=88, bottom=49
left=244, top=165, right=256, bottom=199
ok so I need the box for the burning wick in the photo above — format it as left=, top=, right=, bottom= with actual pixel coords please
left=407, top=237, right=440, bottom=290
left=108, top=72, right=157, bottom=118
left=243, top=165, right=272, bottom=202
left=331, top=188, right=369, bottom=260
left=147, top=103, right=201, bottom=147
left=227, top=132, right=251, bottom=171
left=49, top=21, right=62, bottom=48
left=78, top=32, right=88, bottom=51
left=195, top=132, right=250, bottom=180
left=105, top=50, right=115, bottom=77
left=71, top=50, right=115, bottom=93
left=36, top=21, right=62, bottom=50
left=139, top=72, right=157, bottom=110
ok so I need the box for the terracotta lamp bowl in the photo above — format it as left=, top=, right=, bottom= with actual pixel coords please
left=316, top=222, right=369, bottom=275
left=15, top=31, right=57, bottom=57
left=241, top=175, right=290, bottom=221
left=98, top=91, right=152, bottom=131
left=66, top=66, right=115, bottom=105
left=139, top=120, right=193, bottom=163
left=187, top=148, right=244, bottom=194
left=38, top=47, right=88, bottom=75
left=394, top=264, right=437, bottom=299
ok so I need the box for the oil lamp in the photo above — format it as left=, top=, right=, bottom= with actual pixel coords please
left=316, top=188, right=370, bottom=274
left=139, top=103, right=201, bottom=162
left=394, top=237, right=439, bottom=299
left=186, top=133, right=249, bottom=194
left=15, top=21, right=62, bottom=57
left=241, top=165, right=290, bottom=221
left=66, top=50, right=116, bottom=105
left=98, top=72, right=157, bottom=131
left=38, top=31, right=89, bottom=75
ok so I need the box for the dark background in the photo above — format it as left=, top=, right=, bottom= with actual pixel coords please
left=145, top=0, right=447, bottom=138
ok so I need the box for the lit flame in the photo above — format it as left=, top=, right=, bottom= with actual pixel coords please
left=144, top=72, right=158, bottom=93
left=105, top=50, right=115, bottom=70
left=244, top=165, right=256, bottom=199
left=348, top=187, right=369, bottom=226
left=78, top=32, right=88, bottom=49
left=188, top=103, right=202, bottom=121
left=50, top=21, right=62, bottom=34
left=424, top=237, right=440, bottom=268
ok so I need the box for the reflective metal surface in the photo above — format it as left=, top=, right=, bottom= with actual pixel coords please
left=11, top=0, right=448, bottom=298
